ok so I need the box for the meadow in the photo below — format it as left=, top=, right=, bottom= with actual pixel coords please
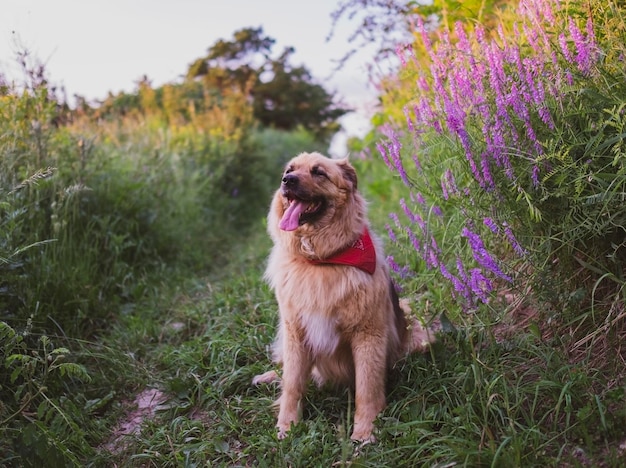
left=2, top=0, right=626, bottom=466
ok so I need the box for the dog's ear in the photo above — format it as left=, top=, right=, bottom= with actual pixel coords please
left=337, top=158, right=358, bottom=190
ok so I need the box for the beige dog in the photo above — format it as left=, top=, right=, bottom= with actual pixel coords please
left=253, top=152, right=436, bottom=442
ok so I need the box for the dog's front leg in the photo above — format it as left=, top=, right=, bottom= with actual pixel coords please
left=276, top=321, right=312, bottom=439
left=350, top=336, right=387, bottom=442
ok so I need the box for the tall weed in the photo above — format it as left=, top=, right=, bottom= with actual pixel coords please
left=0, top=320, right=95, bottom=466
left=362, top=2, right=626, bottom=457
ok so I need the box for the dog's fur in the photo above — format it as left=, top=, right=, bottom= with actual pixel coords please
left=253, top=152, right=436, bottom=442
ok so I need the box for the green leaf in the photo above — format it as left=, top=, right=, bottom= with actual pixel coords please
left=57, top=362, right=92, bottom=382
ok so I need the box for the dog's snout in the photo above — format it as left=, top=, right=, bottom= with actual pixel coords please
left=282, top=173, right=298, bottom=187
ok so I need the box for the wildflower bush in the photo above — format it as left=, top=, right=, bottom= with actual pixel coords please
left=379, top=0, right=626, bottom=333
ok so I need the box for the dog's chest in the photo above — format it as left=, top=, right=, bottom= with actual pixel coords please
left=300, top=313, right=340, bottom=356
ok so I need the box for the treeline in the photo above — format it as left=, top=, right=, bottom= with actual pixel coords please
left=72, top=27, right=348, bottom=142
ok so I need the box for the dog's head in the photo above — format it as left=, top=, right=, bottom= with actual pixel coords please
left=276, top=152, right=358, bottom=232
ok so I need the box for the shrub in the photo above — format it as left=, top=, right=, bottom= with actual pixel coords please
left=0, top=51, right=287, bottom=336
left=0, top=320, right=95, bottom=466
left=377, top=0, right=626, bottom=334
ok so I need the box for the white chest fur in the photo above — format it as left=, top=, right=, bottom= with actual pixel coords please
left=301, top=312, right=340, bottom=356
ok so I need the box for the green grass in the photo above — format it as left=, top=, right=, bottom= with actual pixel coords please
left=3, top=151, right=625, bottom=467
left=66, top=199, right=623, bottom=467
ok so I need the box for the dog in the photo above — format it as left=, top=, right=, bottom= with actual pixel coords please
left=252, top=152, right=436, bottom=442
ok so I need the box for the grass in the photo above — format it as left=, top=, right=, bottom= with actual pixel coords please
left=2, top=146, right=625, bottom=466
left=63, top=159, right=623, bottom=467
left=90, top=265, right=624, bottom=466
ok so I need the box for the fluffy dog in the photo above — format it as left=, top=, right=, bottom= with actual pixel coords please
left=253, top=152, right=436, bottom=442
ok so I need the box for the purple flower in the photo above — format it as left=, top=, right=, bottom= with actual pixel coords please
left=430, top=236, right=441, bottom=255
left=406, top=227, right=422, bottom=253
left=480, top=152, right=496, bottom=189
left=568, top=17, right=592, bottom=74
left=380, top=126, right=410, bottom=186
left=400, top=198, right=425, bottom=229
left=412, top=192, right=426, bottom=205
left=389, top=212, right=402, bottom=230
left=441, top=169, right=459, bottom=200
left=483, top=217, right=499, bottom=234
left=425, top=244, right=440, bottom=269
left=503, top=223, right=529, bottom=257
left=456, top=256, right=469, bottom=284
left=462, top=226, right=512, bottom=282
left=376, top=141, right=393, bottom=171
left=469, top=268, right=493, bottom=302
left=558, top=33, right=573, bottom=63
left=441, top=180, right=449, bottom=200
left=387, top=255, right=413, bottom=279
left=531, top=163, right=540, bottom=187
left=417, top=75, right=430, bottom=92
left=412, top=152, right=423, bottom=173
left=385, top=223, right=397, bottom=243
left=439, top=262, right=469, bottom=300
left=403, top=106, right=415, bottom=132
left=454, top=257, right=473, bottom=303
left=396, top=43, right=408, bottom=67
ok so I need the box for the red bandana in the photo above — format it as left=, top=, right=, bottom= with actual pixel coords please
left=309, top=228, right=377, bottom=275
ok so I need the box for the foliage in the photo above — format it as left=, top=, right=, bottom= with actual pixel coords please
left=90, top=27, right=348, bottom=142
left=4, top=3, right=626, bottom=465
left=0, top=47, right=330, bottom=467
left=188, top=26, right=349, bottom=141
left=0, top=320, right=95, bottom=466
left=51, top=213, right=626, bottom=466
left=375, top=0, right=626, bottom=326
left=0, top=49, right=288, bottom=336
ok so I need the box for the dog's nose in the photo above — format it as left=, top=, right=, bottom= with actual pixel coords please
left=282, top=173, right=298, bottom=187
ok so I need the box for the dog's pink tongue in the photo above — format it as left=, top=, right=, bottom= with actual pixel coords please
left=279, top=200, right=306, bottom=231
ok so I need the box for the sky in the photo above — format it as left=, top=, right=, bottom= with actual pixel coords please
left=0, top=0, right=385, bottom=156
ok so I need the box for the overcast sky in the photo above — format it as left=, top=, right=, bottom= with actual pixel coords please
left=1, top=0, right=388, bottom=155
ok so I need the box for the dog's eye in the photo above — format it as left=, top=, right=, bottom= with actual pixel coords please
left=285, top=165, right=294, bottom=175
left=311, top=166, right=327, bottom=178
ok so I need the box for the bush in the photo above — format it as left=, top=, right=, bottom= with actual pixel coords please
left=0, top=320, right=95, bottom=466
left=376, top=0, right=626, bottom=336
left=0, top=52, right=288, bottom=336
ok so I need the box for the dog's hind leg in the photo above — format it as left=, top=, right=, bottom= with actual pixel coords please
left=252, top=323, right=284, bottom=386
left=252, top=370, right=280, bottom=385
left=398, top=299, right=440, bottom=354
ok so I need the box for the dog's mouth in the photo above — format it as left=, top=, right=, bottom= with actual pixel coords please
left=279, top=194, right=325, bottom=231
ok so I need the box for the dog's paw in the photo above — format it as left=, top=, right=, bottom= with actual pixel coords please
left=252, top=370, right=280, bottom=385
left=350, top=426, right=377, bottom=444
left=276, top=420, right=296, bottom=440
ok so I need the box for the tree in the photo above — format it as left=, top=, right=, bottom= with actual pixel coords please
left=187, top=27, right=349, bottom=141
left=329, top=0, right=510, bottom=70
